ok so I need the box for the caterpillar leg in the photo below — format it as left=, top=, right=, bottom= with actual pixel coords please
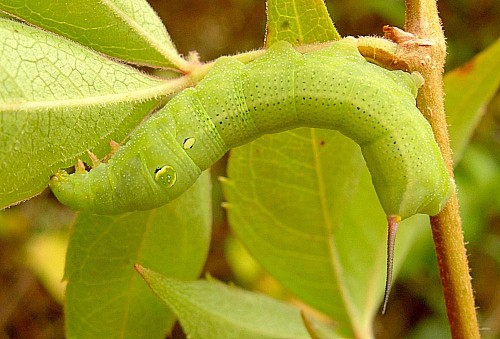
left=102, top=140, right=121, bottom=162
left=87, top=150, right=101, bottom=167
left=75, top=159, right=87, bottom=174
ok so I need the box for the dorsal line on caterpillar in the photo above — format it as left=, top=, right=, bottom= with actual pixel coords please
left=187, top=36, right=402, bottom=84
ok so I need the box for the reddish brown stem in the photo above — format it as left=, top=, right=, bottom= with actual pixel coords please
left=404, top=0, right=480, bottom=337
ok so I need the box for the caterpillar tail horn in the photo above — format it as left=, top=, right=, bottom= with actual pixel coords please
left=382, top=214, right=401, bottom=314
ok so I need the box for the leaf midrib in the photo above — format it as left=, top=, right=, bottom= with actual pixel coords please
left=310, top=128, right=361, bottom=335
left=0, top=76, right=190, bottom=111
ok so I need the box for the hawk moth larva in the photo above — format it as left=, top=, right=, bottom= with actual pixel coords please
left=50, top=38, right=454, bottom=220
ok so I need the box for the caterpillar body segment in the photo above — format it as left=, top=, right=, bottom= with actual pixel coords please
left=50, top=38, right=454, bottom=217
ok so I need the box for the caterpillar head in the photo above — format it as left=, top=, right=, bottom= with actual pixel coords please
left=50, top=170, right=93, bottom=212
left=49, top=150, right=201, bottom=215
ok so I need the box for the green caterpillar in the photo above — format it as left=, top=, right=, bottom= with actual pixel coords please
left=49, top=38, right=454, bottom=219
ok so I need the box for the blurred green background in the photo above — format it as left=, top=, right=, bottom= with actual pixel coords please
left=0, top=0, right=498, bottom=338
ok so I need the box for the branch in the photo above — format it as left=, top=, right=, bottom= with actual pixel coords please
left=397, top=0, right=480, bottom=337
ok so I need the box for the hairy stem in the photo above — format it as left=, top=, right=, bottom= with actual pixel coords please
left=404, top=0, right=480, bottom=337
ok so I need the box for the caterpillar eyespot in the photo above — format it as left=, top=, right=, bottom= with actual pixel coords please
left=183, top=137, right=196, bottom=149
left=155, top=166, right=177, bottom=188
left=49, top=37, right=454, bottom=221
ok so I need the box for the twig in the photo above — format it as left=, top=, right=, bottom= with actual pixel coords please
left=400, top=0, right=480, bottom=337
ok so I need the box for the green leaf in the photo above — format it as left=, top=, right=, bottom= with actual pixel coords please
left=223, top=130, right=427, bottom=337
left=0, top=18, right=187, bottom=209
left=224, top=130, right=399, bottom=336
left=64, top=171, right=212, bottom=339
left=445, top=37, right=500, bottom=163
left=0, top=0, right=187, bottom=69
left=136, top=266, right=328, bottom=339
left=265, top=0, right=341, bottom=47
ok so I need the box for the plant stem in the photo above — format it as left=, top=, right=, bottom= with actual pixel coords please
left=404, top=1, right=480, bottom=337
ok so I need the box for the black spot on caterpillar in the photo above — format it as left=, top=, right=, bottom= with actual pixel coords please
left=50, top=38, right=454, bottom=219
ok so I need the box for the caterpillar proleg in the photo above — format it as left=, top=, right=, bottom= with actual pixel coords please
left=49, top=38, right=454, bottom=220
